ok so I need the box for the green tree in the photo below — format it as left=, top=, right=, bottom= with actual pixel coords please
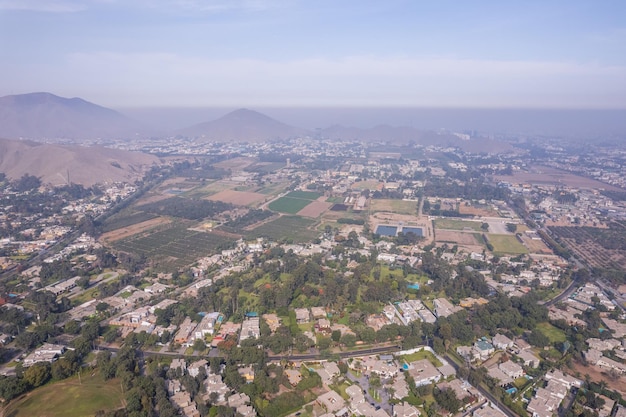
left=24, top=362, right=51, bottom=388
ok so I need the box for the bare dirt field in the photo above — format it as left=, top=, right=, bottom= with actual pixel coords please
left=213, top=157, right=256, bottom=170
left=494, top=165, right=622, bottom=191
left=297, top=200, right=332, bottom=218
left=100, top=217, right=171, bottom=242
left=436, top=230, right=481, bottom=246
left=207, top=189, right=267, bottom=206
left=458, top=203, right=498, bottom=217
left=570, top=362, right=626, bottom=396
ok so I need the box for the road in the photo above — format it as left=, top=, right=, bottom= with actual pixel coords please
left=443, top=354, right=518, bottom=417
left=96, top=344, right=401, bottom=362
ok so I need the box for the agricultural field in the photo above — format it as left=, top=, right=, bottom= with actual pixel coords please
left=114, top=223, right=237, bottom=270
left=247, top=216, right=318, bottom=243
left=3, top=373, right=124, bottom=417
left=549, top=224, right=626, bottom=270
left=100, top=217, right=172, bottom=243
left=486, top=234, right=528, bottom=255
left=285, top=191, right=320, bottom=200
left=370, top=199, right=417, bottom=215
left=244, top=161, right=285, bottom=173
left=100, top=210, right=158, bottom=233
left=207, top=189, right=267, bottom=206
left=269, top=197, right=313, bottom=214
left=434, top=218, right=483, bottom=232
left=297, top=200, right=332, bottom=218
left=184, top=180, right=236, bottom=198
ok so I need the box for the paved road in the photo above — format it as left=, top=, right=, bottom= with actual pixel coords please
left=443, top=354, right=518, bottom=417
left=346, top=370, right=392, bottom=415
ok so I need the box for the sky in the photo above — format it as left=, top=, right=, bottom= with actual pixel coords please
left=1, top=0, right=626, bottom=109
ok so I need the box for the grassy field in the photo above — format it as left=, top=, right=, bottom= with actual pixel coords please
left=370, top=199, right=417, bottom=215
left=269, top=197, right=313, bottom=214
left=247, top=216, right=318, bottom=243
left=434, top=218, right=483, bottom=231
left=3, top=373, right=124, bottom=417
left=285, top=191, right=320, bottom=200
left=400, top=349, right=443, bottom=367
left=114, top=223, right=236, bottom=270
left=536, top=322, right=567, bottom=343
left=487, top=234, right=528, bottom=255
left=350, top=180, right=383, bottom=191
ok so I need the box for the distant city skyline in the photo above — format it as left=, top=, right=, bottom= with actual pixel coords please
left=1, top=0, right=625, bottom=108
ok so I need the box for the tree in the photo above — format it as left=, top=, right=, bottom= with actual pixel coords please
left=506, top=223, right=517, bottom=233
left=481, top=222, right=489, bottom=231
left=193, top=338, right=206, bottom=352
left=331, top=330, right=341, bottom=342
left=24, top=362, right=51, bottom=388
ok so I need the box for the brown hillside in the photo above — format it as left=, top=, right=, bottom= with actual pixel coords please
left=0, top=138, right=159, bottom=186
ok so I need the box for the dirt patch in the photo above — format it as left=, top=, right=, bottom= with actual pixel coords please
left=494, top=165, right=623, bottom=191
left=436, top=230, right=480, bottom=245
left=570, top=362, right=626, bottom=396
left=458, top=203, right=498, bottom=217
left=213, top=157, right=257, bottom=170
left=100, top=217, right=171, bottom=242
left=207, top=189, right=267, bottom=206
left=297, top=200, right=332, bottom=218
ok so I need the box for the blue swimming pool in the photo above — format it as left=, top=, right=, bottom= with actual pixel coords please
left=376, top=225, right=398, bottom=236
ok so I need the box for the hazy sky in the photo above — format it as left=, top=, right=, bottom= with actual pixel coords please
left=1, top=0, right=625, bottom=108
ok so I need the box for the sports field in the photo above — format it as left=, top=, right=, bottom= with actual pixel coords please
left=434, top=218, right=483, bottom=231
left=487, top=234, right=528, bottom=254
left=370, top=199, right=417, bottom=215
left=3, top=373, right=124, bottom=417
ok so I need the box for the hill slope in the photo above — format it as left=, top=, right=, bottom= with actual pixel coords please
left=176, top=108, right=308, bottom=142
left=0, top=92, right=145, bottom=139
left=0, top=138, right=159, bottom=186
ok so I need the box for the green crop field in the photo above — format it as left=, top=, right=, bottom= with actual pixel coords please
left=101, top=210, right=158, bottom=233
left=114, top=223, right=236, bottom=269
left=434, top=218, right=483, bottom=231
left=4, top=373, right=124, bottom=417
left=285, top=191, right=320, bottom=200
left=247, top=216, right=318, bottom=243
left=487, top=234, right=528, bottom=254
left=268, top=197, right=313, bottom=214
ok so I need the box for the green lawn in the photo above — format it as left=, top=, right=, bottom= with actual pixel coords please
left=434, top=218, right=483, bottom=231
left=536, top=322, right=567, bottom=343
left=269, top=197, right=313, bottom=214
left=487, top=234, right=528, bottom=255
left=400, top=349, right=443, bottom=367
left=4, top=373, right=124, bottom=417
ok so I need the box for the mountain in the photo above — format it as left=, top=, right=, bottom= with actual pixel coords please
left=0, top=137, right=159, bottom=186
left=176, top=108, right=308, bottom=142
left=0, top=92, right=145, bottom=140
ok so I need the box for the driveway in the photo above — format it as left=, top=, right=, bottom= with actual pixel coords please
left=346, top=370, right=392, bottom=415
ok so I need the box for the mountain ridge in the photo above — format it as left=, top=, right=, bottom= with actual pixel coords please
left=0, top=92, right=147, bottom=139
